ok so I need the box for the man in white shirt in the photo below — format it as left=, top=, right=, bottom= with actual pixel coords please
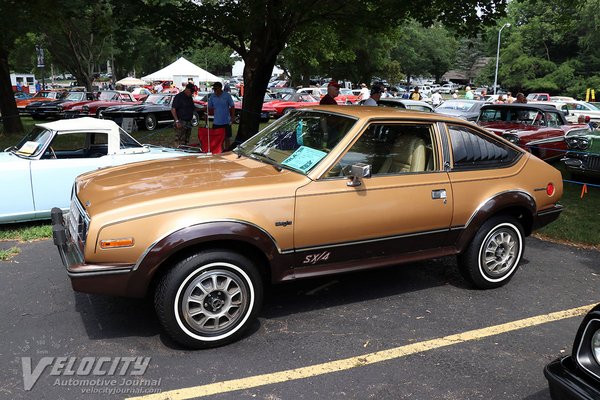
left=357, top=83, right=370, bottom=101
left=363, top=85, right=383, bottom=106
left=431, top=90, right=442, bottom=107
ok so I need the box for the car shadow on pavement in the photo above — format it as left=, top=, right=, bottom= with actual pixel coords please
left=73, top=292, right=159, bottom=339
left=70, top=254, right=536, bottom=348
left=261, top=256, right=469, bottom=320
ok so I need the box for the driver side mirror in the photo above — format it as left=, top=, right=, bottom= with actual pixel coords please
left=346, top=163, right=372, bottom=187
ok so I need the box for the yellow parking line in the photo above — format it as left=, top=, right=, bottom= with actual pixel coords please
left=128, top=304, right=594, bottom=400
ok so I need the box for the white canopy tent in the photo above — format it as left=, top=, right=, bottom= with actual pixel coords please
left=142, top=57, right=222, bottom=88
left=115, top=76, right=148, bottom=86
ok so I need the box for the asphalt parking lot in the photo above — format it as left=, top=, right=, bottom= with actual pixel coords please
left=1, top=237, right=599, bottom=400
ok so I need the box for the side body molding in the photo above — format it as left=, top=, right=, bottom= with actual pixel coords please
left=453, top=190, right=536, bottom=252
left=130, top=221, right=289, bottom=297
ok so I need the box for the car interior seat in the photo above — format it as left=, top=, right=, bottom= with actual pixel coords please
left=378, top=134, right=427, bottom=174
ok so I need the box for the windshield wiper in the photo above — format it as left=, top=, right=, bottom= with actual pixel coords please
left=250, top=151, right=282, bottom=171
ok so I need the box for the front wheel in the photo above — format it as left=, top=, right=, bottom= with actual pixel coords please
left=144, top=113, right=157, bottom=130
left=458, top=216, right=524, bottom=289
left=154, top=250, right=263, bottom=349
left=191, top=111, right=200, bottom=127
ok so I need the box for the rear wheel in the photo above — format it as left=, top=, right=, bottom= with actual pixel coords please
left=154, top=250, right=263, bottom=349
left=234, top=110, right=241, bottom=124
left=144, top=113, right=157, bottom=130
left=458, top=216, right=524, bottom=289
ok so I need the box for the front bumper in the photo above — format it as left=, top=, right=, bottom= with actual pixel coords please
left=545, top=356, right=600, bottom=400
left=562, top=154, right=600, bottom=177
left=51, top=207, right=139, bottom=297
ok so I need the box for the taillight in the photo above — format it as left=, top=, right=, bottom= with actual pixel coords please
left=546, top=183, right=555, bottom=196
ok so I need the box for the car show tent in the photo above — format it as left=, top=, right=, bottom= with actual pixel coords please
left=115, top=76, right=148, bottom=86
left=142, top=57, right=222, bottom=87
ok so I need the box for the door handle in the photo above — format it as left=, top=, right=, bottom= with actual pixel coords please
left=431, top=189, right=447, bottom=200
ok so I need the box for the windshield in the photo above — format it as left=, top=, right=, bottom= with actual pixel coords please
left=437, top=101, right=476, bottom=112
left=12, top=126, right=53, bottom=158
left=144, top=94, right=171, bottom=105
left=235, top=110, right=358, bottom=175
left=98, top=91, right=118, bottom=101
left=119, top=127, right=144, bottom=148
left=65, top=92, right=85, bottom=101
left=479, top=108, right=543, bottom=125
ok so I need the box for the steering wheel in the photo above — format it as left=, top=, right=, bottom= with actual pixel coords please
left=47, top=146, right=57, bottom=159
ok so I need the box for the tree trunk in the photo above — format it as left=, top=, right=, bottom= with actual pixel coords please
left=236, top=46, right=279, bottom=144
left=0, top=46, right=24, bottom=135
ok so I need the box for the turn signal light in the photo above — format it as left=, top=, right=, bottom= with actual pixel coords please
left=546, top=183, right=555, bottom=196
left=100, top=238, right=134, bottom=249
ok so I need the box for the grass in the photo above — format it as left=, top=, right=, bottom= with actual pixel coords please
left=0, top=246, right=20, bottom=261
left=0, top=222, right=52, bottom=242
left=536, top=164, right=600, bottom=248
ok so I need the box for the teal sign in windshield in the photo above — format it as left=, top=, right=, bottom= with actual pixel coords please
left=281, top=146, right=327, bottom=173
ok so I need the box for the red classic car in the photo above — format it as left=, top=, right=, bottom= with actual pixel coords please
left=16, top=90, right=65, bottom=113
left=268, top=93, right=320, bottom=117
left=65, top=90, right=139, bottom=118
left=477, top=103, right=586, bottom=160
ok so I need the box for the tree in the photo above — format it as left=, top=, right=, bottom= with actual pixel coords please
left=40, top=0, right=116, bottom=90
left=143, top=0, right=507, bottom=143
left=0, top=0, right=44, bottom=134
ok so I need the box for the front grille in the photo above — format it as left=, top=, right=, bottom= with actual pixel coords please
left=588, top=155, right=600, bottom=170
left=67, top=191, right=90, bottom=251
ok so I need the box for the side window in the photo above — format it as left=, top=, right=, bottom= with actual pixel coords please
left=448, top=125, right=520, bottom=170
left=546, top=112, right=560, bottom=127
left=328, top=123, right=436, bottom=177
left=44, top=133, right=109, bottom=159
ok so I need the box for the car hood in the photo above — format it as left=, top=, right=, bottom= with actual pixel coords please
left=75, top=153, right=309, bottom=219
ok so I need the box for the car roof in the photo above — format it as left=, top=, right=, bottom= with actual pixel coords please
left=299, top=105, right=473, bottom=123
left=480, top=103, right=560, bottom=112
left=36, top=117, right=120, bottom=132
left=378, top=98, right=430, bottom=106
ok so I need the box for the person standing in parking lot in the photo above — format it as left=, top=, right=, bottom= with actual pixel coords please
left=171, top=82, right=196, bottom=146
left=357, top=83, right=370, bottom=102
left=464, top=86, right=474, bottom=100
left=431, top=90, right=443, bottom=107
left=363, top=85, right=383, bottom=106
left=320, top=81, right=340, bottom=105
left=208, top=81, right=235, bottom=149
left=409, top=86, right=423, bottom=101
left=515, top=92, right=527, bottom=103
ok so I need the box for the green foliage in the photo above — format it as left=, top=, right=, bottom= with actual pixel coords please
left=186, top=43, right=239, bottom=78
left=0, top=223, right=51, bottom=242
left=0, top=247, right=20, bottom=262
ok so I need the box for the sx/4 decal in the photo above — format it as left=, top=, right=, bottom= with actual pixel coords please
left=303, top=251, right=331, bottom=265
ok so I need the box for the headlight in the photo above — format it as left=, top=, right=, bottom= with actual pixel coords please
left=57, top=105, right=63, bottom=111
left=503, top=134, right=520, bottom=145
left=566, top=137, right=589, bottom=150
left=576, top=318, right=600, bottom=380
left=593, top=330, right=600, bottom=364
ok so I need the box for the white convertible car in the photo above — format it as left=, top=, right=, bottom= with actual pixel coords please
left=1, top=117, right=198, bottom=223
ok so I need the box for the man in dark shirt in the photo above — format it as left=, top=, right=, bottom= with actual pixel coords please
left=171, top=82, right=196, bottom=146
left=320, top=81, right=340, bottom=105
